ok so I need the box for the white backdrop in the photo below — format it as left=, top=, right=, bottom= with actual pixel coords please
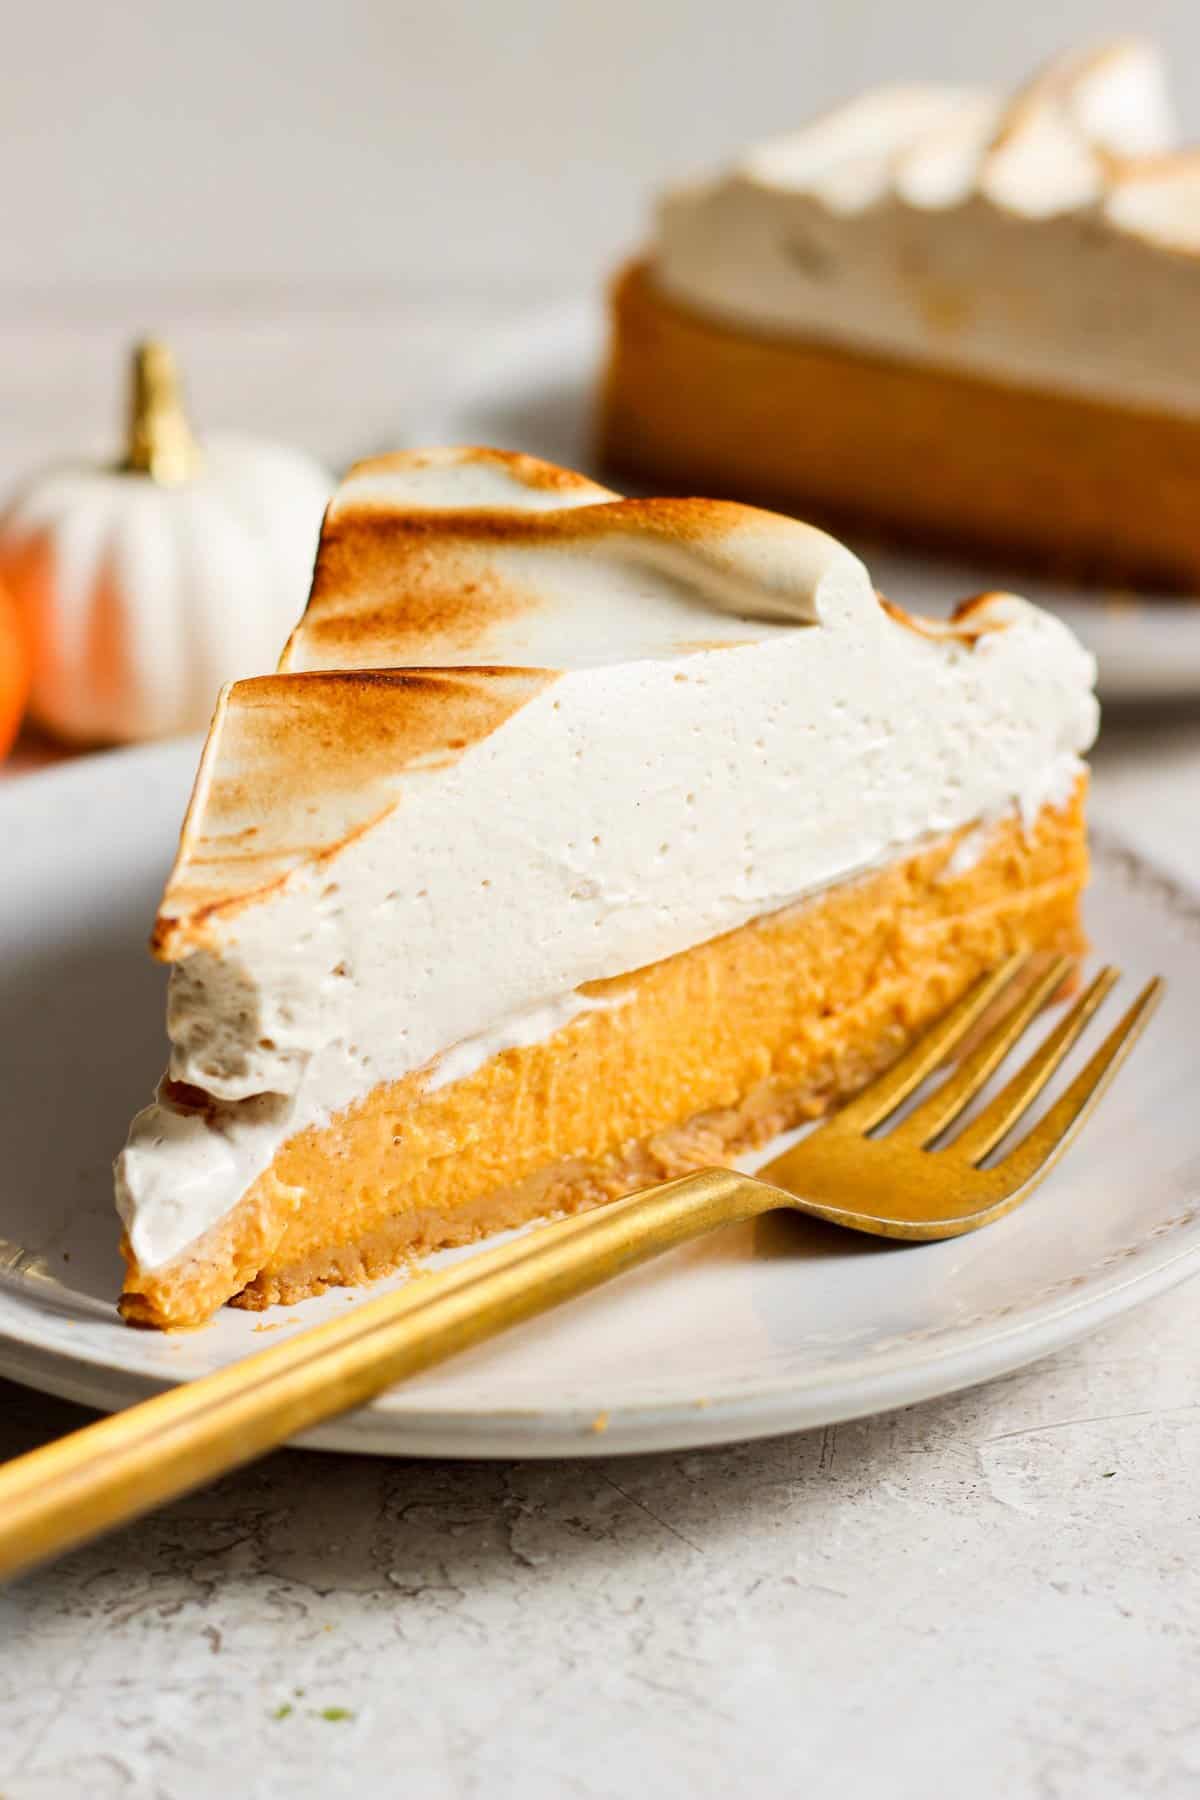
left=5, top=0, right=1197, bottom=297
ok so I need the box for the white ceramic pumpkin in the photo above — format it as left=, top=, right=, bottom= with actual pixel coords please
left=0, top=343, right=332, bottom=744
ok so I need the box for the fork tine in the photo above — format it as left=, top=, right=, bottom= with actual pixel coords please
left=829, top=951, right=1034, bottom=1133
left=952, top=966, right=1120, bottom=1164
left=991, top=979, right=1164, bottom=1192
left=886, top=953, right=1075, bottom=1148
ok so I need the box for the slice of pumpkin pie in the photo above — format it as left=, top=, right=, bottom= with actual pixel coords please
left=115, top=447, right=1097, bottom=1328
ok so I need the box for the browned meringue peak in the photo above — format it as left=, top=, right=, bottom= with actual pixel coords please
left=280, top=446, right=859, bottom=676
left=741, top=36, right=1178, bottom=222
left=876, top=592, right=1025, bottom=643
left=1106, top=150, right=1200, bottom=250
left=980, top=38, right=1173, bottom=216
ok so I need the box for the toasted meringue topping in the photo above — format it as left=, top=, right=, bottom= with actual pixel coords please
left=655, top=38, right=1200, bottom=415
left=285, top=446, right=836, bottom=676
left=118, top=450, right=1097, bottom=1271
left=735, top=40, right=1173, bottom=219
left=744, top=85, right=987, bottom=212
left=1106, top=152, right=1200, bottom=250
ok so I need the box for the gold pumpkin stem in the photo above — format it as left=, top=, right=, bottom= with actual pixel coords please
left=122, top=340, right=202, bottom=484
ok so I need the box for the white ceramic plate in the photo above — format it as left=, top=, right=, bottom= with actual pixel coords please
left=2, top=740, right=1199, bottom=1458
left=431, top=299, right=1200, bottom=704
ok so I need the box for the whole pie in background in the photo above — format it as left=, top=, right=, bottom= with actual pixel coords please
left=600, top=39, right=1200, bottom=592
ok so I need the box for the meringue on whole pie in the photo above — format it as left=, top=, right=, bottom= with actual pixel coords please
left=600, top=38, right=1200, bottom=589
left=116, top=448, right=1097, bottom=1329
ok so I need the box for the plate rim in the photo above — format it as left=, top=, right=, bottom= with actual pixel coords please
left=2, top=1220, right=1198, bottom=1458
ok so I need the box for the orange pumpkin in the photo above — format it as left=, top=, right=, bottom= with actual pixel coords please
left=0, top=577, right=30, bottom=760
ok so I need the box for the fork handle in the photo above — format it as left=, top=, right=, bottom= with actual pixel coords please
left=0, top=1167, right=773, bottom=1582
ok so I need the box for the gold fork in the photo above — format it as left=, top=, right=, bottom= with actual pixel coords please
left=0, top=951, right=1161, bottom=1582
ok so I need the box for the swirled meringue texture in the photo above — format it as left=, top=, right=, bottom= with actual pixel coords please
left=116, top=449, right=1097, bottom=1272
left=655, top=38, right=1200, bottom=417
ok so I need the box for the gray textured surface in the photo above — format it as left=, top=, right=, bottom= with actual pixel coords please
left=2, top=1282, right=1198, bottom=1799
